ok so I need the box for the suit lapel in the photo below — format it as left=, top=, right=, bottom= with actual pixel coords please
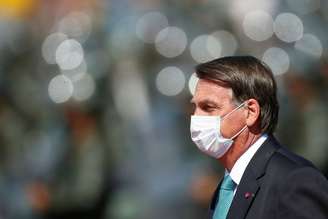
left=226, top=135, right=280, bottom=219
left=227, top=169, right=259, bottom=218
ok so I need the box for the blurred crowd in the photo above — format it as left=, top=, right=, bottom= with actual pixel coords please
left=0, top=0, right=327, bottom=219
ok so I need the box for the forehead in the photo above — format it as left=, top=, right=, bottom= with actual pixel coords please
left=192, top=79, right=233, bottom=104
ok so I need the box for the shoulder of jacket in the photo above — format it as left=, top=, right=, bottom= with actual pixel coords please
left=267, top=146, right=319, bottom=175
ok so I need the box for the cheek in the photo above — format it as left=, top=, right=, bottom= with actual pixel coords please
left=220, top=115, right=245, bottom=137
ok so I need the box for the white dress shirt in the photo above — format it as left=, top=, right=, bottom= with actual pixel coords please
left=226, top=134, right=268, bottom=195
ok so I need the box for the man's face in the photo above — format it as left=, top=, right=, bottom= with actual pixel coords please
left=191, top=79, right=246, bottom=139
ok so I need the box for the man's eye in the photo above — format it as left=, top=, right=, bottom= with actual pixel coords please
left=203, top=105, right=215, bottom=112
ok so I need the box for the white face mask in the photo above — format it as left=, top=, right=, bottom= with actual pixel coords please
left=190, top=103, right=247, bottom=158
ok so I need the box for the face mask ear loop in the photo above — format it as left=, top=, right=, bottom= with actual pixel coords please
left=230, top=125, right=247, bottom=140
left=222, top=102, right=246, bottom=121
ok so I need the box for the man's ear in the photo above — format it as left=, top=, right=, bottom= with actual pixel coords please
left=245, top=98, right=260, bottom=127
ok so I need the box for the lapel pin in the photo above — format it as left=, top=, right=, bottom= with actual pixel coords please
left=244, top=192, right=254, bottom=199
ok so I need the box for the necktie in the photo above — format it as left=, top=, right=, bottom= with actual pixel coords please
left=213, top=174, right=236, bottom=219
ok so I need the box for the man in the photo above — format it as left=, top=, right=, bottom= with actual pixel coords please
left=189, top=56, right=328, bottom=219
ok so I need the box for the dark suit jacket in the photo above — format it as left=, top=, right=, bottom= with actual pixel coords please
left=209, top=135, right=328, bottom=219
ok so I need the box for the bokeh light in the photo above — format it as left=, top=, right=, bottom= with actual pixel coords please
left=229, top=0, right=277, bottom=20
left=42, top=32, right=68, bottom=64
left=262, top=47, right=290, bottom=76
left=156, top=66, right=186, bottom=96
left=286, top=0, right=320, bottom=15
left=243, top=10, right=274, bottom=41
left=190, top=35, right=221, bottom=63
left=61, top=60, right=87, bottom=82
left=57, top=11, right=92, bottom=43
left=211, top=30, right=238, bottom=56
left=72, top=73, right=95, bottom=101
left=155, top=26, right=187, bottom=58
left=274, top=13, right=303, bottom=43
left=294, top=33, right=323, bottom=58
left=55, top=39, right=84, bottom=70
left=48, top=74, right=73, bottom=103
left=0, top=0, right=36, bottom=18
left=188, top=73, right=199, bottom=96
left=136, top=11, right=169, bottom=44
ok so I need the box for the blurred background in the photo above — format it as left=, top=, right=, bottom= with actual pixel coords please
left=0, top=0, right=327, bottom=218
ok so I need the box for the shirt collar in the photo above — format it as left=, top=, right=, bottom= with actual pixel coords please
left=227, top=134, right=268, bottom=185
